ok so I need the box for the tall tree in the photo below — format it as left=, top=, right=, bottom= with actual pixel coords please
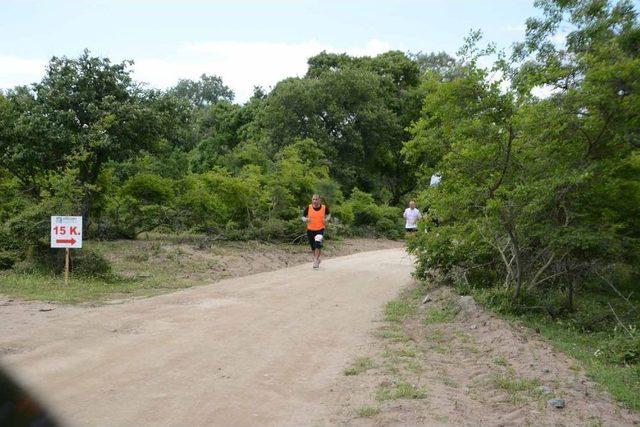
left=0, top=50, right=162, bottom=225
left=259, top=51, right=422, bottom=202
left=405, top=0, right=640, bottom=309
left=169, top=73, right=234, bottom=108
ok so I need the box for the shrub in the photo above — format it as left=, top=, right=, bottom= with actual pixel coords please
left=339, top=188, right=403, bottom=237
left=605, top=334, right=640, bottom=365
left=332, top=203, right=354, bottom=225
left=250, top=218, right=303, bottom=241
left=21, top=242, right=110, bottom=277
left=0, top=250, right=16, bottom=270
left=123, top=173, right=175, bottom=205
left=72, top=250, right=112, bottom=277
left=348, top=189, right=381, bottom=226
left=376, top=217, right=402, bottom=239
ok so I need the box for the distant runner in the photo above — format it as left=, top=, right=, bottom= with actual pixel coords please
left=403, top=200, right=422, bottom=233
left=302, top=194, right=330, bottom=269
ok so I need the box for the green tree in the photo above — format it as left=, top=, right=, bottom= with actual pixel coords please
left=169, top=73, right=234, bottom=108
left=259, top=51, right=422, bottom=201
left=0, top=50, right=163, bottom=228
left=405, top=1, right=640, bottom=310
left=191, top=101, right=247, bottom=172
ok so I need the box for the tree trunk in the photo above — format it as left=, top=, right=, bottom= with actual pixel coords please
left=507, top=228, right=522, bottom=299
left=566, top=276, right=576, bottom=312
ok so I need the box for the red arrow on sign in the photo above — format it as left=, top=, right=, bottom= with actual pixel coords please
left=56, top=238, right=76, bottom=245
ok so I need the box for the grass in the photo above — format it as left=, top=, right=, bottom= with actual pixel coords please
left=463, top=273, right=640, bottom=412
left=382, top=343, right=420, bottom=360
left=362, top=273, right=639, bottom=420
left=430, top=343, right=452, bottom=354
left=375, top=325, right=413, bottom=342
left=405, top=360, right=423, bottom=373
left=0, top=235, right=386, bottom=303
left=384, top=299, right=416, bottom=322
left=384, top=363, right=401, bottom=376
left=441, top=375, right=458, bottom=388
left=491, top=370, right=541, bottom=404
left=492, top=355, right=508, bottom=366
left=424, top=328, right=446, bottom=343
left=365, top=286, right=431, bottom=410
left=492, top=372, right=540, bottom=392
left=344, top=357, right=375, bottom=376
left=376, top=382, right=427, bottom=401
left=435, top=415, right=450, bottom=423
left=519, top=315, right=640, bottom=411
left=0, top=271, right=181, bottom=304
left=373, top=284, right=458, bottom=408
left=395, top=346, right=419, bottom=358
left=423, top=300, right=460, bottom=324
left=464, top=276, right=640, bottom=411
left=355, top=405, right=380, bottom=418
left=0, top=239, right=211, bottom=303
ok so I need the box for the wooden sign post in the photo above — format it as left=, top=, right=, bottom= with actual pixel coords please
left=64, top=248, right=70, bottom=284
left=51, top=216, right=83, bottom=284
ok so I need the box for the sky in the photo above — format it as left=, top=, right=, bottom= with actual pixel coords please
left=1, top=0, right=550, bottom=102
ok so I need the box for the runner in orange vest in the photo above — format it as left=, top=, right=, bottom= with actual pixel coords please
left=302, top=194, right=330, bottom=269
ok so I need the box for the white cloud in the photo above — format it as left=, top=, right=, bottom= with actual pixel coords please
left=134, top=39, right=394, bottom=102
left=0, top=56, right=47, bottom=90
left=1, top=39, right=395, bottom=102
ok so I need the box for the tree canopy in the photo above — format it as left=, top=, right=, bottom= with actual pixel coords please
left=0, top=1, right=637, bottom=321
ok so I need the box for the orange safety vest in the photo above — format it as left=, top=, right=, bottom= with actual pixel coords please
left=307, top=204, right=326, bottom=231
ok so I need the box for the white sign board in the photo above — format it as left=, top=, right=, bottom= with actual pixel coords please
left=50, top=216, right=83, bottom=248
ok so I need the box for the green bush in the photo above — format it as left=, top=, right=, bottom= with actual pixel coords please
left=72, top=250, right=112, bottom=277
left=174, top=175, right=223, bottom=230
left=604, top=333, right=640, bottom=365
left=569, top=307, right=616, bottom=333
left=21, top=242, right=110, bottom=277
left=347, top=189, right=381, bottom=226
left=332, top=203, right=354, bottom=225
left=376, top=218, right=402, bottom=239
left=339, top=188, right=403, bottom=237
left=123, top=173, right=175, bottom=204
left=0, top=226, right=20, bottom=259
left=0, top=250, right=17, bottom=270
left=1, top=201, right=50, bottom=254
left=249, top=218, right=303, bottom=241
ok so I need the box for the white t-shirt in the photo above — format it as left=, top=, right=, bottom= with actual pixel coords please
left=403, top=208, right=421, bottom=229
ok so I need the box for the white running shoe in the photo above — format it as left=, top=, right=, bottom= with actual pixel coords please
left=313, top=260, right=319, bottom=269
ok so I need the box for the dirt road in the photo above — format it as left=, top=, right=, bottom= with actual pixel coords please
left=1, top=248, right=413, bottom=426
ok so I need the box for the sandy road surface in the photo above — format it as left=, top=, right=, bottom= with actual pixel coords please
left=1, top=248, right=413, bottom=426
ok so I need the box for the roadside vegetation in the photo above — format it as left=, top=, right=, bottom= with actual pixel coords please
left=435, top=272, right=640, bottom=411
left=0, top=235, right=399, bottom=303
left=342, top=279, right=637, bottom=424
left=472, top=280, right=640, bottom=411
left=403, top=0, right=639, bottom=411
